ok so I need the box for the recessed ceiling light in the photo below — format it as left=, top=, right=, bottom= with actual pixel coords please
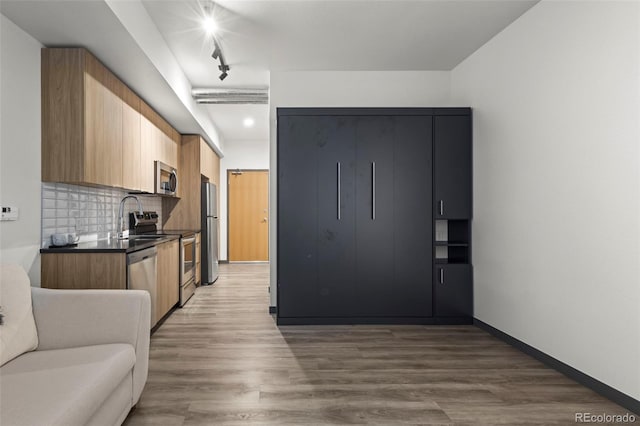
left=202, top=16, right=218, bottom=35
left=243, top=117, right=255, bottom=128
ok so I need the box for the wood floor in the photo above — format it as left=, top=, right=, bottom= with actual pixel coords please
left=124, top=263, right=635, bottom=426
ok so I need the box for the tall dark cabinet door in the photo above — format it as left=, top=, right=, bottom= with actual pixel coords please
left=316, top=117, right=357, bottom=316
left=434, top=264, right=473, bottom=317
left=355, top=116, right=395, bottom=316
left=434, top=115, right=472, bottom=219
left=392, top=116, right=433, bottom=317
left=277, top=115, right=320, bottom=317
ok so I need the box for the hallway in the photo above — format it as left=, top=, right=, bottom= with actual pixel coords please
left=124, top=263, right=633, bottom=425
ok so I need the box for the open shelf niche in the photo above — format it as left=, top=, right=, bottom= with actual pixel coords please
left=434, top=219, right=471, bottom=264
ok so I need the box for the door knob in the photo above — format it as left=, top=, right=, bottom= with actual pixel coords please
left=263, top=217, right=268, bottom=222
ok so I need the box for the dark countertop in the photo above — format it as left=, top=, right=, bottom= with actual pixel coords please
left=140, top=229, right=201, bottom=237
left=40, top=234, right=180, bottom=254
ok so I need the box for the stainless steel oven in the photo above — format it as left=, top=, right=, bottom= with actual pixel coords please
left=180, top=235, right=196, bottom=306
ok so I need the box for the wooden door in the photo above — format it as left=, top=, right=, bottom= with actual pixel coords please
left=228, top=170, right=269, bottom=261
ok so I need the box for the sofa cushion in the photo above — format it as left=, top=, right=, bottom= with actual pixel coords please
left=0, top=343, right=135, bottom=426
left=0, top=263, right=38, bottom=366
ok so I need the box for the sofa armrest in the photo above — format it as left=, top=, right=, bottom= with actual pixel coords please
left=31, top=288, right=150, bottom=403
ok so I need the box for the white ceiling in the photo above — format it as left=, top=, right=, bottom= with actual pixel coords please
left=1, top=0, right=539, bottom=146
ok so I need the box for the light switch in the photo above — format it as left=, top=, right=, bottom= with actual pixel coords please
left=1, top=206, right=19, bottom=221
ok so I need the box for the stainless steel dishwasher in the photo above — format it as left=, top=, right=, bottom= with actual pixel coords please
left=127, top=246, right=157, bottom=327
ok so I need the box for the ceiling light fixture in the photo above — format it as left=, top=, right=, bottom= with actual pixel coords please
left=243, top=117, right=255, bottom=128
left=203, top=1, right=230, bottom=81
left=202, top=1, right=217, bottom=34
left=202, top=16, right=218, bottom=35
left=211, top=37, right=229, bottom=81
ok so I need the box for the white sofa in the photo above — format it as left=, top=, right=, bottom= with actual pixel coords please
left=0, top=285, right=150, bottom=426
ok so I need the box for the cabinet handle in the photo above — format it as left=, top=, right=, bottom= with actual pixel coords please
left=439, top=200, right=444, bottom=216
left=372, top=162, right=376, bottom=220
left=337, top=162, right=341, bottom=220
left=440, top=268, right=444, bottom=284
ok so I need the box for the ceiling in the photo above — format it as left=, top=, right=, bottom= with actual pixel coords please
left=1, top=0, right=539, bottom=147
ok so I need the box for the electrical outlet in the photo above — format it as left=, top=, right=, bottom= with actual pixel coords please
left=1, top=206, right=19, bottom=221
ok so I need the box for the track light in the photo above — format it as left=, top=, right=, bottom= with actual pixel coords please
left=211, top=37, right=229, bottom=81
left=211, top=45, right=220, bottom=60
left=203, top=1, right=230, bottom=81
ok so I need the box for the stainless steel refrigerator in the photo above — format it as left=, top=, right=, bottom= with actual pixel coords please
left=201, top=182, right=219, bottom=284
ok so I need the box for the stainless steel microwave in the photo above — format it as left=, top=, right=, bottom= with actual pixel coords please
left=155, top=161, right=178, bottom=196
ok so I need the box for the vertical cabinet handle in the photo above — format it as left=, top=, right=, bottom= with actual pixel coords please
left=439, top=200, right=444, bottom=216
left=337, top=162, right=341, bottom=220
left=372, top=162, right=376, bottom=220
left=440, top=268, right=444, bottom=284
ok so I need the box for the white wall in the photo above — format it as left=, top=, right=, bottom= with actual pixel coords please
left=269, top=70, right=452, bottom=306
left=451, top=0, right=640, bottom=400
left=219, top=139, right=269, bottom=261
left=0, top=15, right=43, bottom=285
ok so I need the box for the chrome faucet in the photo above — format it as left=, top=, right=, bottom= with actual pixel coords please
left=117, top=195, right=144, bottom=239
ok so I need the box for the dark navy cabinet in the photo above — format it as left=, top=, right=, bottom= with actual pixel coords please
left=434, top=264, right=473, bottom=318
left=278, top=108, right=471, bottom=324
left=434, top=115, right=472, bottom=219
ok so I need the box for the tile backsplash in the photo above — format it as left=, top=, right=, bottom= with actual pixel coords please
left=41, top=183, right=163, bottom=247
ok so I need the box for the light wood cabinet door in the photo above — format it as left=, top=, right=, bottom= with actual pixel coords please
left=199, top=140, right=210, bottom=180
left=83, top=56, right=122, bottom=187
left=140, top=114, right=155, bottom=193
left=199, top=138, right=219, bottom=184
left=166, top=132, right=178, bottom=169
left=163, top=135, right=201, bottom=230
left=41, top=253, right=126, bottom=290
left=140, top=101, right=180, bottom=193
left=83, top=65, right=104, bottom=185
left=195, top=232, right=201, bottom=285
left=41, top=48, right=85, bottom=183
left=156, top=239, right=180, bottom=324
left=43, top=48, right=127, bottom=189
left=122, top=86, right=141, bottom=191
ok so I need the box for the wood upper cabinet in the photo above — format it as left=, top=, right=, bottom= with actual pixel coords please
left=156, top=239, right=179, bottom=324
left=163, top=135, right=219, bottom=230
left=43, top=48, right=123, bottom=187
left=139, top=106, right=156, bottom=194
left=122, top=85, right=141, bottom=191
left=42, top=47, right=180, bottom=192
left=200, top=138, right=219, bottom=184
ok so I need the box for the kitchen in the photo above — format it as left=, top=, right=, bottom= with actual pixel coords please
left=38, top=48, right=224, bottom=329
